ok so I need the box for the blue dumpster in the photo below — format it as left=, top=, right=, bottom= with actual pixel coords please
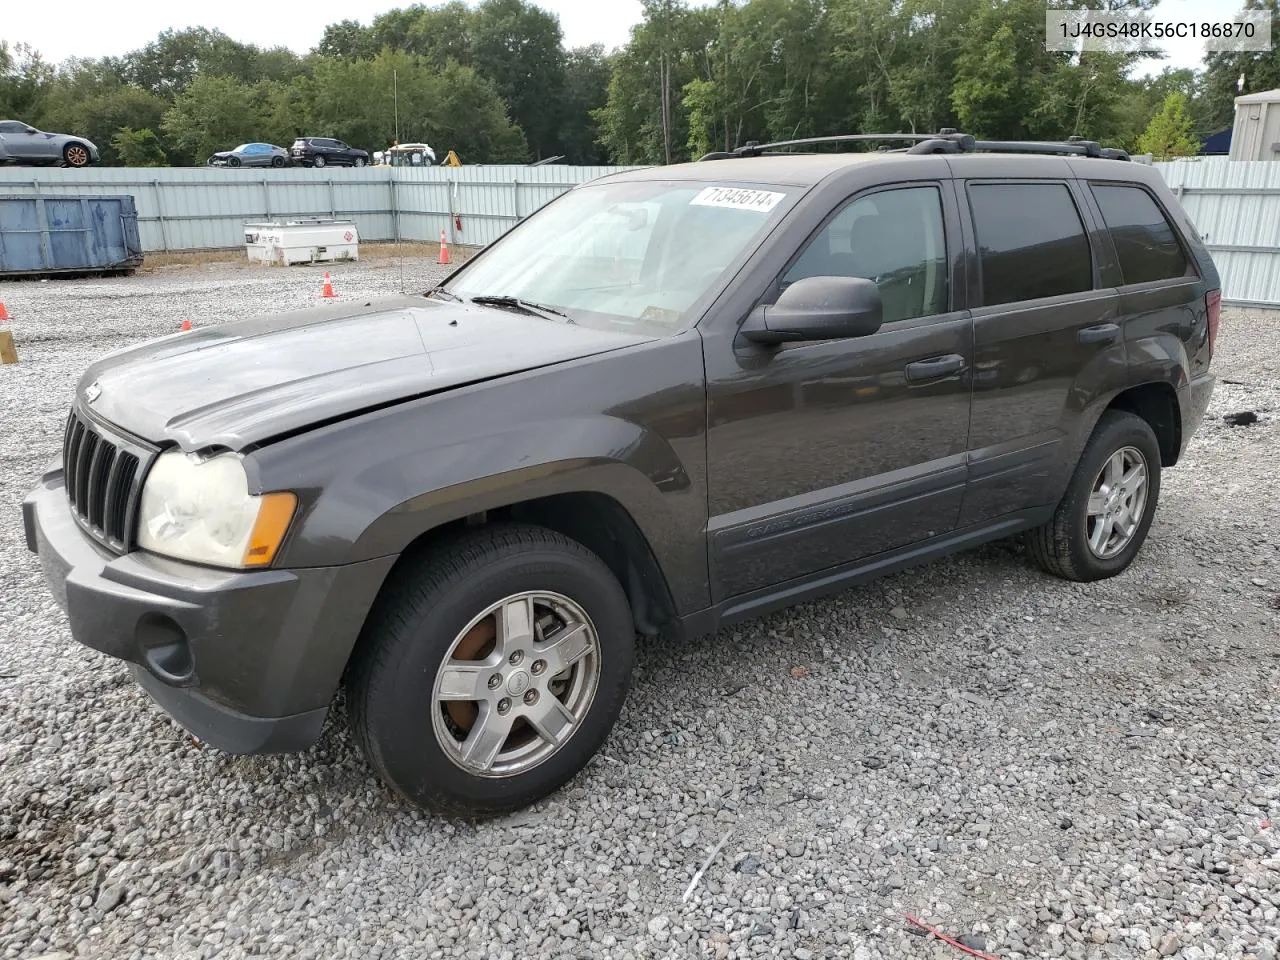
left=0, top=195, right=143, bottom=277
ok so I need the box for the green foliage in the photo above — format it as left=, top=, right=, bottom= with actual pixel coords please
left=1135, top=91, right=1199, bottom=158
left=161, top=75, right=272, bottom=165
left=112, top=127, right=167, bottom=166
left=0, top=0, right=1253, bottom=169
left=299, top=50, right=528, bottom=162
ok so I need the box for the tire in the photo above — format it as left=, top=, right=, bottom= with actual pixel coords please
left=312, top=155, right=326, bottom=168
left=353, top=156, right=366, bottom=167
left=347, top=523, right=635, bottom=817
left=1026, top=410, right=1162, bottom=582
left=63, top=143, right=91, bottom=167
left=229, top=155, right=241, bottom=167
left=271, top=156, right=285, bottom=168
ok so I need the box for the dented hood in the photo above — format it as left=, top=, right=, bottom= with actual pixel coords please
left=77, top=296, right=655, bottom=451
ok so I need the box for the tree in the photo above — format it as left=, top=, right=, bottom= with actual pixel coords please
left=595, top=0, right=715, bottom=165
left=112, top=127, right=167, bottom=166
left=468, top=0, right=567, bottom=159
left=1135, top=91, right=1199, bottom=158
left=161, top=74, right=270, bottom=164
left=559, top=45, right=612, bottom=164
left=0, top=41, right=54, bottom=120
left=317, top=20, right=376, bottom=60
left=299, top=50, right=528, bottom=162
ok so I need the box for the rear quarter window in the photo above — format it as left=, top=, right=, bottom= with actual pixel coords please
left=1089, top=183, right=1192, bottom=284
left=968, top=182, right=1095, bottom=307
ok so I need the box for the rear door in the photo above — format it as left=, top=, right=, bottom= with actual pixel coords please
left=954, top=174, right=1124, bottom=527
left=1078, top=179, right=1210, bottom=378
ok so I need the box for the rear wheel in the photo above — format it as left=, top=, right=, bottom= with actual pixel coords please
left=63, top=143, right=90, bottom=167
left=1026, top=410, right=1162, bottom=582
left=313, top=155, right=327, bottom=168
left=347, top=524, right=635, bottom=817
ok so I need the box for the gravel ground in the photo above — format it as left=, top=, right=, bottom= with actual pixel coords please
left=1, top=260, right=1278, bottom=960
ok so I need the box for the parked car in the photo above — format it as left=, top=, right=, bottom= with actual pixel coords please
left=208, top=143, right=291, bottom=168
left=289, top=137, right=369, bottom=168
left=24, top=132, right=1219, bottom=817
left=0, top=119, right=98, bottom=167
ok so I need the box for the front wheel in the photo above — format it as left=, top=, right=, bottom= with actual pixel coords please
left=271, top=156, right=285, bottom=168
left=313, top=155, right=326, bottom=168
left=1026, top=410, right=1162, bottom=582
left=347, top=524, right=635, bottom=817
left=63, top=143, right=90, bottom=167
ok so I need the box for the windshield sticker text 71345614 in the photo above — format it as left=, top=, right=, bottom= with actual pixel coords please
left=690, top=187, right=785, bottom=213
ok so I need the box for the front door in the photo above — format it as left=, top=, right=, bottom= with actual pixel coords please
left=704, top=182, right=973, bottom=601
left=0, top=122, right=41, bottom=161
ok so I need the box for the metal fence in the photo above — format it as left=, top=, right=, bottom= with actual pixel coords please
left=0, top=164, right=639, bottom=253
left=2, top=159, right=1277, bottom=307
left=1153, top=157, right=1280, bottom=309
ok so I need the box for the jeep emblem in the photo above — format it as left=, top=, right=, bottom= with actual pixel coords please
left=85, top=382, right=102, bottom=403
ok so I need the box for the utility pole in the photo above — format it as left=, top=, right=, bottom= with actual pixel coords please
left=393, top=70, right=400, bottom=143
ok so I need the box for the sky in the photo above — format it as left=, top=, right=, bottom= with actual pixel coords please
left=0, top=0, right=1256, bottom=75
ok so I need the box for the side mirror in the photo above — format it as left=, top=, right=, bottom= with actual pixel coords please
left=740, top=275, right=883, bottom=346
left=25, top=126, right=39, bottom=135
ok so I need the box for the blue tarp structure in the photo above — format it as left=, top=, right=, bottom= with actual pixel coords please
left=1200, top=128, right=1232, bottom=155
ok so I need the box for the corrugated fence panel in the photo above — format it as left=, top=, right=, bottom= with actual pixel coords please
left=0, top=164, right=645, bottom=254
left=3, top=160, right=1277, bottom=305
left=1154, top=157, right=1280, bottom=308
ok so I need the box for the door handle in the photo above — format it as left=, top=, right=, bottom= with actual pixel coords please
left=1077, top=323, right=1120, bottom=345
left=904, top=354, right=966, bottom=382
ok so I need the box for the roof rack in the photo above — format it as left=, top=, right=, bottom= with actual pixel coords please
left=699, top=129, right=1129, bottom=162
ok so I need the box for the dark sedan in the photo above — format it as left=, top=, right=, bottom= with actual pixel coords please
left=208, top=143, right=291, bottom=168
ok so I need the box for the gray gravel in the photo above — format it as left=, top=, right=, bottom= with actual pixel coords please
left=2, top=259, right=1278, bottom=960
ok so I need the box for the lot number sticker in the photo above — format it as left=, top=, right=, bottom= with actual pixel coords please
left=691, top=187, right=785, bottom=213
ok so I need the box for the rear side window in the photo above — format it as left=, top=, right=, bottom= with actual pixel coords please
left=1090, top=184, right=1190, bottom=284
left=969, top=183, right=1094, bottom=306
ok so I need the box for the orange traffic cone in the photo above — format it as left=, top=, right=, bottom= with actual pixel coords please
left=437, top=230, right=450, bottom=266
left=0, top=300, right=9, bottom=321
left=180, top=319, right=192, bottom=331
left=321, top=272, right=337, bottom=298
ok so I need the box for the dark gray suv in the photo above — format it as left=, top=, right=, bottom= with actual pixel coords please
left=24, top=133, right=1219, bottom=816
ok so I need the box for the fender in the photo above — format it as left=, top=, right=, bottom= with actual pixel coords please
left=247, top=333, right=712, bottom=615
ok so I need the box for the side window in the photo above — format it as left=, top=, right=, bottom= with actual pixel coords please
left=0, top=122, right=22, bottom=133
left=1089, top=184, right=1191, bottom=284
left=782, top=186, right=948, bottom=323
left=969, top=183, right=1094, bottom=306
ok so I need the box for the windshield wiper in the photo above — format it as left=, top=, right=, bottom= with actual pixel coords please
left=469, top=295, right=575, bottom=323
left=426, top=286, right=461, bottom=302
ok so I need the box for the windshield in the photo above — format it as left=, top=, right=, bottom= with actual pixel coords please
left=441, top=179, right=796, bottom=334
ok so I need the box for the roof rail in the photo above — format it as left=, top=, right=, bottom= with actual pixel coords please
left=698, top=133, right=970, bottom=161
left=700, top=129, right=1129, bottom=162
left=908, top=135, right=1130, bottom=160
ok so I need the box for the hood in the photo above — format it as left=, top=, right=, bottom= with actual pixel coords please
left=78, top=296, right=657, bottom=452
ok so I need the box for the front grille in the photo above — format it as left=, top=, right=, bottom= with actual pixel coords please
left=62, top=409, right=147, bottom=551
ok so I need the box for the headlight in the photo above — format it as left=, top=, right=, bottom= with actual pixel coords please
left=137, top=451, right=297, bottom=569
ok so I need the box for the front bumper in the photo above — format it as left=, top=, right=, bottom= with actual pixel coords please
left=22, top=463, right=395, bottom=754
